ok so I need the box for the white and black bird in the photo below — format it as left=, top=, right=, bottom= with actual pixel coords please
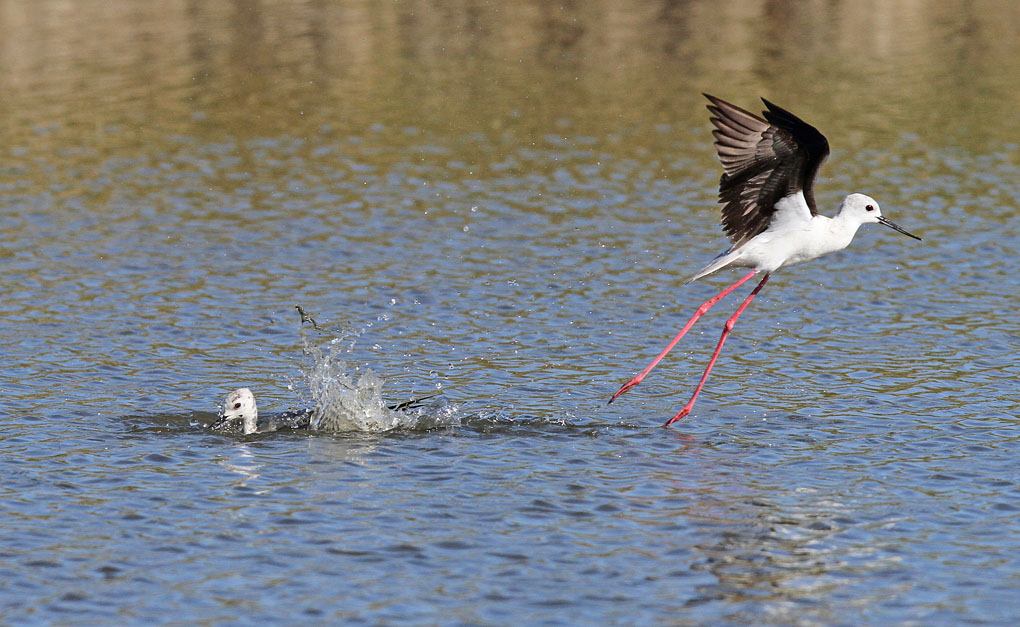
left=609, top=94, right=922, bottom=426
left=212, top=387, right=435, bottom=435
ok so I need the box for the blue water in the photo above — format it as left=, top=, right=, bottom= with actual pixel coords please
left=3, top=1, right=1020, bottom=624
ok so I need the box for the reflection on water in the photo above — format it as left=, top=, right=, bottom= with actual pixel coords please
left=2, top=0, right=1020, bottom=624
left=218, top=444, right=263, bottom=484
left=3, top=0, right=1020, bottom=150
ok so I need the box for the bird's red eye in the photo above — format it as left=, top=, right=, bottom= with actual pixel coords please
left=865, top=204, right=875, bottom=212
left=233, top=402, right=242, bottom=409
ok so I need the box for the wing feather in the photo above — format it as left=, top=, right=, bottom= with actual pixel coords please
left=703, top=94, right=830, bottom=247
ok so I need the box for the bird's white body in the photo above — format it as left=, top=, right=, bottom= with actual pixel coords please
left=689, top=192, right=884, bottom=282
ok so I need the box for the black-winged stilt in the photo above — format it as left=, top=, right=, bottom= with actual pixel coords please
left=609, top=94, right=922, bottom=427
left=213, top=388, right=436, bottom=434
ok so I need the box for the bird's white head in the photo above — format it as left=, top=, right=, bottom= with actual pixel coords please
left=213, top=388, right=259, bottom=434
left=839, top=193, right=922, bottom=240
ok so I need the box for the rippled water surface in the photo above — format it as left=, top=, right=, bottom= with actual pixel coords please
left=3, top=1, right=1020, bottom=623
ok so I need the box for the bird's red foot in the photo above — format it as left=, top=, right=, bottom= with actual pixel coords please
left=663, top=406, right=692, bottom=427
left=608, top=375, right=644, bottom=405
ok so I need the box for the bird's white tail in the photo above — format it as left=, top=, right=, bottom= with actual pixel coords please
left=685, top=248, right=739, bottom=284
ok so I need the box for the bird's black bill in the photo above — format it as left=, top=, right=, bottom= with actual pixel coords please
left=878, top=216, right=922, bottom=241
left=211, top=415, right=230, bottom=429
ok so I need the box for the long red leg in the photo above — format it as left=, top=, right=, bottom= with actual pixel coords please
left=608, top=270, right=758, bottom=405
left=664, top=272, right=771, bottom=427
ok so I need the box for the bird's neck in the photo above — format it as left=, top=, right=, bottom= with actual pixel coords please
left=244, top=412, right=258, bottom=435
left=828, top=210, right=865, bottom=249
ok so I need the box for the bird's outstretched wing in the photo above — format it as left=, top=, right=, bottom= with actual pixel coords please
left=704, top=94, right=830, bottom=247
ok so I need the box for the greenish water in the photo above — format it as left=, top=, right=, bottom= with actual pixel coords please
left=2, top=1, right=1019, bottom=623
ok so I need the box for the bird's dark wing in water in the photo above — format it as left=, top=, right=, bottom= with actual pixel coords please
left=257, top=408, right=312, bottom=432
left=388, top=394, right=439, bottom=412
left=253, top=395, right=437, bottom=433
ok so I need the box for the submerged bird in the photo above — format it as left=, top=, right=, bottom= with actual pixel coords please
left=212, top=387, right=435, bottom=435
left=609, top=94, right=922, bottom=426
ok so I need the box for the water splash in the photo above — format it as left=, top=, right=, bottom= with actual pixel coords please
left=297, top=326, right=459, bottom=433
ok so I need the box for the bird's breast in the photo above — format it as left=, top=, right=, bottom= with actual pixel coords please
left=740, top=219, right=846, bottom=271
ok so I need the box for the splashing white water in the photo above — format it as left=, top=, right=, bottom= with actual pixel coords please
left=297, top=328, right=458, bottom=433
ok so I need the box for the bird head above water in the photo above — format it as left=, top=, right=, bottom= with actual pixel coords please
left=838, top=193, right=922, bottom=241
left=213, top=387, right=259, bottom=434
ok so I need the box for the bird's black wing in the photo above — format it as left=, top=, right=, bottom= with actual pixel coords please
left=388, top=394, right=439, bottom=412
left=704, top=94, right=830, bottom=247
left=258, top=408, right=312, bottom=432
